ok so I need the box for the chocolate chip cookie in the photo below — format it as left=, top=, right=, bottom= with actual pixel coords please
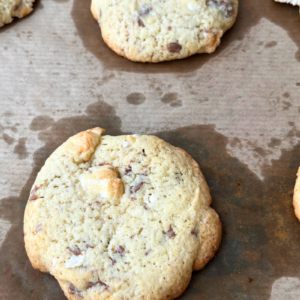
left=0, top=0, right=35, bottom=27
left=91, top=0, right=238, bottom=62
left=24, top=127, right=222, bottom=300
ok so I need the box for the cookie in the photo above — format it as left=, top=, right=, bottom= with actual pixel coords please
left=24, top=127, right=222, bottom=300
left=274, top=0, right=300, bottom=5
left=0, top=0, right=34, bottom=27
left=293, top=168, right=300, bottom=220
left=91, top=0, right=238, bottom=62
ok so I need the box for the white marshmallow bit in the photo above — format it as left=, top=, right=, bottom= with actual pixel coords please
left=66, top=254, right=84, bottom=268
left=123, top=141, right=132, bottom=148
left=149, top=194, right=157, bottom=203
left=188, top=3, right=200, bottom=10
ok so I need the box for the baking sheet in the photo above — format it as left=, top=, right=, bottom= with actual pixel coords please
left=1, top=0, right=300, bottom=299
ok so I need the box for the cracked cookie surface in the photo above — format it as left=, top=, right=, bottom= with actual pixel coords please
left=0, top=0, right=35, bottom=27
left=24, top=127, right=222, bottom=300
left=91, top=0, right=238, bottom=62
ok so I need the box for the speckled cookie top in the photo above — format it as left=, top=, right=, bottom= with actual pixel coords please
left=0, top=0, right=34, bottom=27
left=24, top=128, right=221, bottom=300
left=91, top=0, right=238, bottom=62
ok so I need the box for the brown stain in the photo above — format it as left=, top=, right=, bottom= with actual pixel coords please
left=2, top=133, right=15, bottom=145
left=170, top=100, right=183, bottom=108
left=30, top=116, right=54, bottom=131
left=161, top=93, right=182, bottom=107
left=296, top=82, right=300, bottom=86
left=3, top=111, right=14, bottom=117
left=126, top=93, right=146, bottom=105
left=265, top=41, right=278, bottom=48
left=1, top=103, right=300, bottom=299
left=268, top=138, right=282, bottom=148
left=13, top=138, right=28, bottom=159
left=283, top=101, right=292, bottom=111
left=71, top=0, right=300, bottom=73
left=161, top=93, right=178, bottom=104
left=283, top=92, right=290, bottom=98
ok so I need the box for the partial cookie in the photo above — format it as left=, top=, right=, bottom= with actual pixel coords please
left=274, top=0, right=300, bottom=5
left=293, top=168, right=300, bottom=221
left=91, top=0, right=238, bottom=62
left=0, top=0, right=35, bottom=27
left=24, top=128, right=222, bottom=300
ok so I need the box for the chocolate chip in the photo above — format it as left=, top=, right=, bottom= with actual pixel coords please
left=13, top=4, right=20, bottom=11
left=207, top=0, right=234, bottom=18
left=142, top=149, right=146, bottom=156
left=68, top=246, right=82, bottom=256
left=86, top=280, right=107, bottom=290
left=167, top=43, right=182, bottom=53
left=168, top=26, right=172, bottom=31
left=145, top=249, right=152, bottom=255
left=68, top=283, right=83, bottom=298
left=130, top=182, right=145, bottom=194
left=140, top=5, right=152, bottom=15
left=86, top=244, right=94, bottom=249
left=115, top=245, right=124, bottom=254
left=35, top=223, right=42, bottom=234
left=143, top=205, right=148, bottom=210
left=29, top=185, right=42, bottom=201
left=191, top=230, right=198, bottom=237
left=112, top=259, right=116, bottom=265
left=124, top=166, right=132, bottom=175
left=138, top=17, right=145, bottom=27
left=99, top=162, right=108, bottom=166
left=167, top=225, right=176, bottom=239
left=248, top=278, right=253, bottom=282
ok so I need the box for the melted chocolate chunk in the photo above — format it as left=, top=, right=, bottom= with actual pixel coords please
left=29, top=185, right=42, bottom=201
left=35, top=223, right=42, bottom=233
left=167, top=225, right=176, bottom=239
left=115, top=245, right=125, bottom=254
left=87, top=280, right=108, bottom=290
left=138, top=17, right=145, bottom=27
left=68, top=245, right=82, bottom=256
left=167, top=43, right=182, bottom=53
left=130, top=182, right=145, bottom=194
left=124, top=166, right=132, bottom=175
left=191, top=230, right=198, bottom=237
left=69, top=283, right=83, bottom=298
left=140, top=5, right=152, bottom=15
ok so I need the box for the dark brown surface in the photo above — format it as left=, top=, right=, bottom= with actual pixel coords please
left=1, top=0, right=300, bottom=299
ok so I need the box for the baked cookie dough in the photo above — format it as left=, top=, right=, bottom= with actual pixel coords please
left=24, top=127, right=222, bottom=300
left=91, top=0, right=238, bottom=62
left=0, top=0, right=34, bottom=27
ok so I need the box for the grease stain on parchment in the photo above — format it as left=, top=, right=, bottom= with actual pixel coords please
left=1, top=100, right=300, bottom=299
left=13, top=138, right=28, bottom=160
left=126, top=93, right=146, bottom=105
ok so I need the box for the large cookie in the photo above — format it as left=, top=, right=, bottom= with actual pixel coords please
left=0, top=0, right=34, bottom=27
left=91, top=0, right=238, bottom=62
left=24, top=127, right=222, bottom=300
